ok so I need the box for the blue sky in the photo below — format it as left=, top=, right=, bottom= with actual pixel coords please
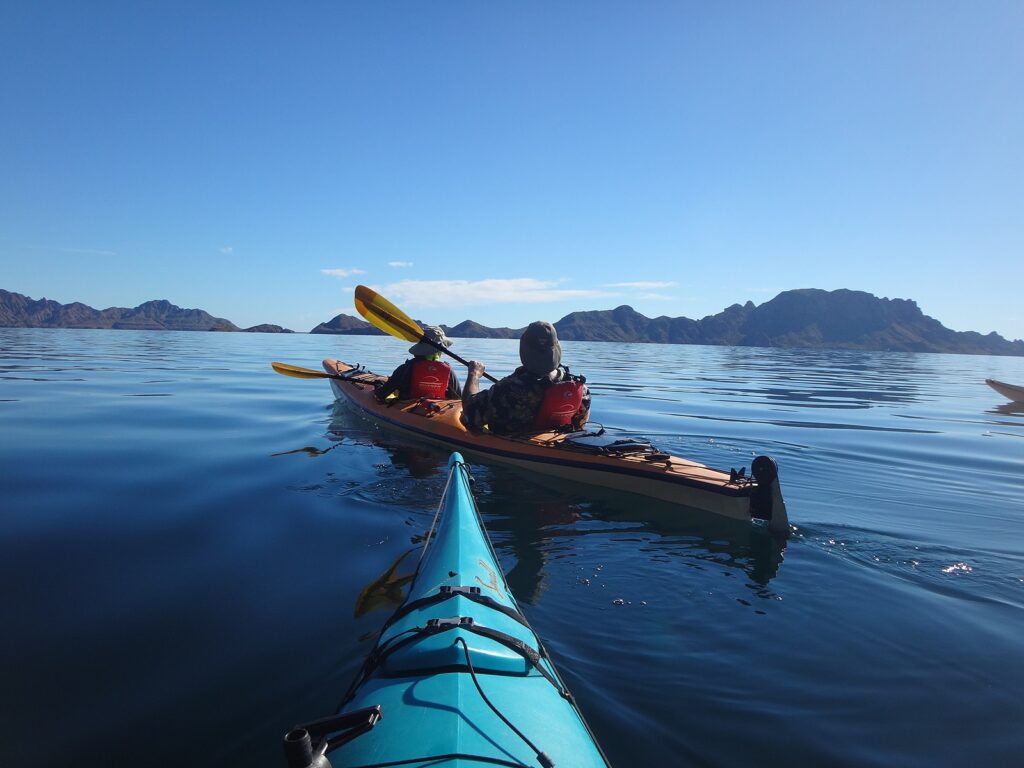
left=2, top=1, right=1022, bottom=338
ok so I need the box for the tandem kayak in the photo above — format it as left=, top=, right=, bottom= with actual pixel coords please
left=284, top=452, right=610, bottom=768
left=322, top=359, right=788, bottom=533
left=986, top=378, right=1024, bottom=402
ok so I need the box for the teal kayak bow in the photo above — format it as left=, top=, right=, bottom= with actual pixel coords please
left=284, top=452, right=611, bottom=768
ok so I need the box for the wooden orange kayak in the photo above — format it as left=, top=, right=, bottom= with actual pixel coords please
left=324, top=358, right=789, bottom=533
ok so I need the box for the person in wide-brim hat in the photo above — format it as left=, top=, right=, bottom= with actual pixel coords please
left=408, top=326, right=452, bottom=357
left=377, top=325, right=463, bottom=401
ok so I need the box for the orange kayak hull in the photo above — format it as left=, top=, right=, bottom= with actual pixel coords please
left=323, top=359, right=789, bottom=529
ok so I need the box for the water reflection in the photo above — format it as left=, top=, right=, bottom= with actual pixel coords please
left=483, top=464, right=788, bottom=600
left=270, top=443, right=344, bottom=457
left=472, top=465, right=586, bottom=603
left=353, top=548, right=416, bottom=617
left=572, top=342, right=941, bottom=409
left=556, top=487, right=787, bottom=588
left=991, top=402, right=1024, bottom=418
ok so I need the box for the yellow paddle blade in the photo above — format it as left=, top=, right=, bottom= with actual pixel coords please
left=352, top=285, right=499, bottom=383
left=354, top=285, right=423, bottom=343
left=271, top=361, right=334, bottom=379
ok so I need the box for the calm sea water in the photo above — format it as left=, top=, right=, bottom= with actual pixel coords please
left=2, top=328, right=1022, bottom=768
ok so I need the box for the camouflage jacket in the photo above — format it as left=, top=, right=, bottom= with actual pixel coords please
left=462, top=366, right=590, bottom=435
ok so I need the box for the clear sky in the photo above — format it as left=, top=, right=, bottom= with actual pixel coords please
left=2, top=1, right=1022, bottom=338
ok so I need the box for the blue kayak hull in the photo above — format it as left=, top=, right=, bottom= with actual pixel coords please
left=328, top=453, right=609, bottom=767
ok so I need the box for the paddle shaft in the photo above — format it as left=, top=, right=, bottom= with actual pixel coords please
left=423, top=338, right=499, bottom=384
left=273, top=358, right=497, bottom=389
left=271, top=362, right=349, bottom=380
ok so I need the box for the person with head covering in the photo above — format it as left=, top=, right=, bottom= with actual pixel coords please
left=461, top=321, right=590, bottom=435
left=376, top=325, right=463, bottom=401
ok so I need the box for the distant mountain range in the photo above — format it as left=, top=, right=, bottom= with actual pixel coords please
left=3, top=287, right=1021, bottom=355
left=313, top=288, right=1023, bottom=356
left=0, top=290, right=292, bottom=333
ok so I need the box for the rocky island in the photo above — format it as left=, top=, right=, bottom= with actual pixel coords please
left=312, top=289, right=1023, bottom=356
left=0, top=290, right=292, bottom=333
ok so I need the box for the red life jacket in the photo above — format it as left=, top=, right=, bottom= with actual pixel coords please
left=409, top=359, right=452, bottom=400
left=532, top=379, right=586, bottom=429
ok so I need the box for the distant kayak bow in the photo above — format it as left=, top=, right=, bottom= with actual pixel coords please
left=986, top=378, right=1024, bottom=402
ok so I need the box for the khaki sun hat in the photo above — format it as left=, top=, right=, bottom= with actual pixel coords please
left=409, top=325, right=452, bottom=357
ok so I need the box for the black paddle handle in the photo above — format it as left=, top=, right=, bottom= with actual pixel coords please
left=425, top=338, right=499, bottom=384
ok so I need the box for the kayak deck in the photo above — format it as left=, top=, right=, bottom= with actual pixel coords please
left=323, top=359, right=788, bottom=531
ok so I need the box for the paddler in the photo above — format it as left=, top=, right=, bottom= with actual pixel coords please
left=462, top=321, right=590, bottom=435
left=376, top=325, right=463, bottom=401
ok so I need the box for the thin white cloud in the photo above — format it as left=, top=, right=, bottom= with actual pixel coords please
left=219, top=246, right=234, bottom=255
left=321, top=268, right=367, bottom=279
left=388, top=261, right=414, bottom=268
left=635, top=292, right=675, bottom=301
left=372, top=278, right=610, bottom=307
left=604, top=281, right=677, bottom=289
left=28, top=245, right=117, bottom=256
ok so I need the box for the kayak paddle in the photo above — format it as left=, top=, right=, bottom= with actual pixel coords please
left=354, top=285, right=498, bottom=383
left=271, top=361, right=347, bottom=380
